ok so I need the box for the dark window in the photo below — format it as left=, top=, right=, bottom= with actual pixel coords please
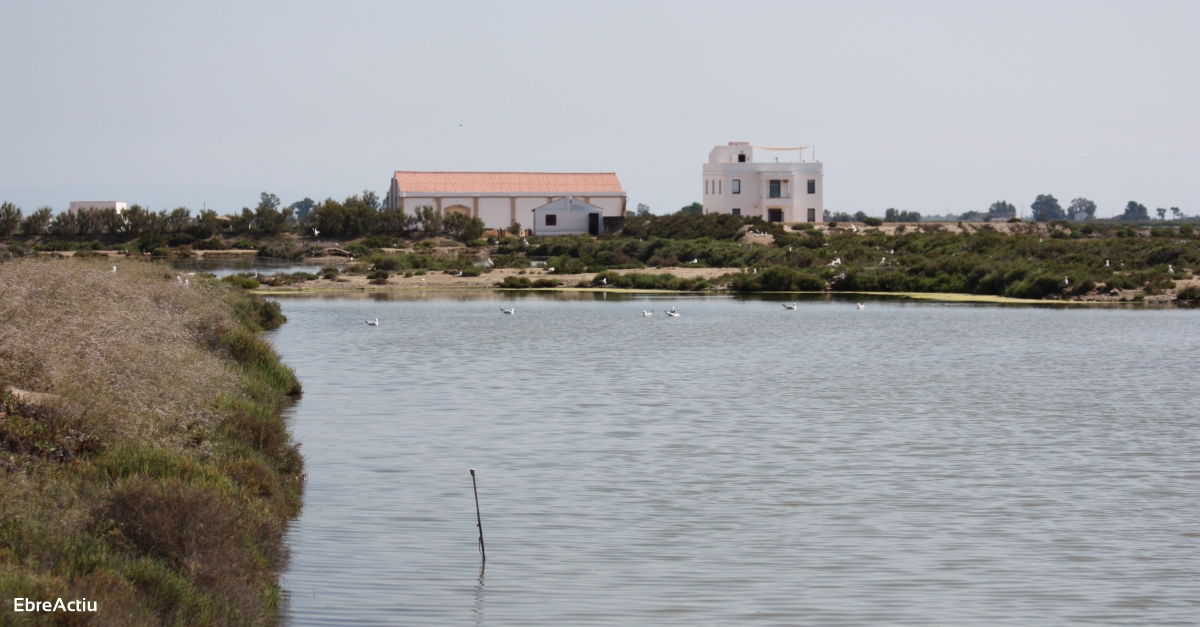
left=738, top=153, right=746, bottom=162
left=732, top=179, right=741, bottom=194
left=769, top=180, right=781, bottom=198
left=807, top=208, right=816, bottom=222
left=807, top=179, right=816, bottom=194
left=731, top=208, right=741, bottom=216
left=768, top=209, right=783, bottom=222
left=718, top=180, right=721, bottom=194
left=545, top=214, right=557, bottom=226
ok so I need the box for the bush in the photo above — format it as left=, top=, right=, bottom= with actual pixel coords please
left=465, top=239, right=488, bottom=248
left=367, top=270, right=389, bottom=284
left=344, top=242, right=370, bottom=258
left=863, top=217, right=883, bottom=227
left=1176, top=285, right=1200, bottom=302
left=1007, top=217, right=1022, bottom=223
left=231, top=239, right=256, bottom=250
left=361, top=235, right=398, bottom=249
left=532, top=278, right=560, bottom=288
left=729, top=266, right=825, bottom=292
left=192, top=237, right=227, bottom=250
left=1180, top=223, right=1194, bottom=238
left=498, top=276, right=532, bottom=288
left=320, top=266, right=339, bottom=280
left=827, top=221, right=838, bottom=228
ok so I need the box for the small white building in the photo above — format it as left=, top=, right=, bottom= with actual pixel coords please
left=69, top=201, right=127, bottom=214
left=531, top=196, right=605, bottom=236
left=701, top=143, right=824, bottom=223
left=386, top=171, right=625, bottom=231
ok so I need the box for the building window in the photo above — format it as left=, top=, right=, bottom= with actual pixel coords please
left=738, top=153, right=746, bottom=162
left=732, top=179, right=741, bottom=194
left=731, top=208, right=741, bottom=216
left=545, top=214, right=557, bottom=226
left=807, top=179, right=816, bottom=194
left=769, top=180, right=781, bottom=198
left=718, top=180, right=721, bottom=194
left=807, top=208, right=816, bottom=222
left=768, top=208, right=783, bottom=222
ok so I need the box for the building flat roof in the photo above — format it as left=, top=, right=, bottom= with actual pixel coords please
left=393, top=171, right=624, bottom=194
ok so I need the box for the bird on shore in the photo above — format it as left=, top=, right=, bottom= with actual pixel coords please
left=880, top=257, right=886, bottom=265
left=691, top=258, right=699, bottom=264
left=547, top=267, right=555, bottom=273
left=783, top=303, right=797, bottom=310
left=184, top=279, right=189, bottom=287
left=110, top=265, right=117, bottom=273
left=1061, top=277, right=1070, bottom=288
left=176, top=275, right=183, bottom=283
left=501, top=308, right=514, bottom=315
left=523, top=238, right=529, bottom=246
left=642, top=310, right=653, bottom=317
left=857, top=303, right=865, bottom=310
left=1168, top=264, right=1174, bottom=274
left=366, top=318, right=379, bottom=326
left=599, top=277, right=607, bottom=285
left=1106, top=259, right=1110, bottom=267
left=453, top=270, right=463, bottom=277
left=312, top=228, right=320, bottom=237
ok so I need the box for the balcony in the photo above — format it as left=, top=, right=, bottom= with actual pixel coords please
left=767, top=192, right=792, bottom=199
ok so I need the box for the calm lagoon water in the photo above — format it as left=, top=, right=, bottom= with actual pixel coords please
left=269, top=292, right=1199, bottom=626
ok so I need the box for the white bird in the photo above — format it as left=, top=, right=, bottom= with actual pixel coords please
left=501, top=308, right=514, bottom=315
left=642, top=310, right=653, bottom=317
left=1061, top=276, right=1070, bottom=287
left=453, top=270, right=463, bottom=277
left=880, top=257, right=886, bottom=265
left=1040, top=238, right=1044, bottom=243
left=691, top=258, right=699, bottom=264
left=312, top=228, right=320, bottom=237
left=600, top=277, right=607, bottom=285
left=176, top=275, right=183, bottom=283
left=752, top=268, right=758, bottom=274
left=365, top=318, right=379, bottom=326
left=252, top=272, right=258, bottom=278
left=547, top=267, right=555, bottom=273
left=420, top=278, right=425, bottom=281
left=857, top=303, right=865, bottom=310
left=665, top=310, right=680, bottom=317
left=523, top=238, right=529, bottom=246
left=1168, top=264, right=1174, bottom=274
left=851, top=224, right=858, bottom=232
left=187, top=272, right=195, bottom=276
left=783, top=302, right=798, bottom=310
left=184, top=279, right=189, bottom=287
left=110, top=265, right=117, bottom=272
left=827, top=258, right=842, bottom=267
left=1105, top=259, right=1110, bottom=267
left=485, top=258, right=494, bottom=267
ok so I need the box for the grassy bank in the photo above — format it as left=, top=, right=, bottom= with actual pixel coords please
left=0, top=260, right=302, bottom=626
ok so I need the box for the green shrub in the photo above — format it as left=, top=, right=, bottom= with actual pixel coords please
left=498, top=276, right=532, bottom=288
left=827, top=221, right=838, bottom=228
left=465, top=239, right=488, bottom=248
left=1180, top=223, right=1194, bottom=237
left=532, top=278, right=560, bottom=288
left=864, top=217, right=883, bottom=227
left=344, top=242, right=370, bottom=258
left=372, top=255, right=402, bottom=271
left=231, top=239, right=256, bottom=250
left=192, top=237, right=227, bottom=250
left=1176, top=285, right=1200, bottom=302
left=361, top=235, right=398, bottom=249
left=367, top=270, right=389, bottom=284
left=222, top=275, right=260, bottom=290
left=320, top=266, right=339, bottom=280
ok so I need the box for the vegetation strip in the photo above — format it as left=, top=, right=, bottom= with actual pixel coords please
left=0, top=260, right=302, bottom=626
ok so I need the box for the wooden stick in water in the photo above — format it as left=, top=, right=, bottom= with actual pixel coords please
left=470, top=468, right=485, bottom=563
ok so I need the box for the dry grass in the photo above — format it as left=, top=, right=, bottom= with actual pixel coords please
left=0, top=258, right=302, bottom=626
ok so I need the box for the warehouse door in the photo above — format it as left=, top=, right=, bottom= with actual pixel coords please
left=588, top=213, right=600, bottom=236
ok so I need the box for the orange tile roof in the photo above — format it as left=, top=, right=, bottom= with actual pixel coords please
left=393, top=171, right=624, bottom=194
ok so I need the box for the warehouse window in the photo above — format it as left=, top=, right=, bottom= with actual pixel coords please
left=732, top=208, right=741, bottom=216
left=807, top=179, right=816, bottom=194
left=545, top=214, right=557, bottom=226
left=732, top=179, right=741, bottom=194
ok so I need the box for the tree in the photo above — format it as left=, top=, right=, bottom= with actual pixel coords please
left=884, top=208, right=921, bottom=223
left=635, top=203, right=651, bottom=217
left=0, top=202, right=22, bottom=236
left=443, top=212, right=485, bottom=241
left=361, top=190, right=380, bottom=210
left=1067, top=198, right=1097, bottom=221
left=1119, top=201, right=1150, bottom=221
left=853, top=211, right=869, bottom=222
left=679, top=202, right=703, bottom=215
left=288, top=198, right=316, bottom=222
left=1030, top=194, right=1064, bottom=222
left=416, top=206, right=442, bottom=237
left=987, top=201, right=1017, bottom=220
left=165, top=207, right=192, bottom=233
left=254, top=192, right=291, bottom=235
left=507, top=222, right=522, bottom=236
left=1156, top=207, right=1167, bottom=220
left=1170, top=207, right=1183, bottom=220
left=20, top=207, right=53, bottom=235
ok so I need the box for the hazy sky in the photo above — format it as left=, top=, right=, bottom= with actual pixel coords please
left=1, top=1, right=1196, bottom=217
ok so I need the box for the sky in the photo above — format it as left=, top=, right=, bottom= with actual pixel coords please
left=1, top=0, right=1196, bottom=217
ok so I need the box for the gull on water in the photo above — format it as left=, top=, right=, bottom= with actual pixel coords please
left=642, top=310, right=653, bottom=317
left=365, top=318, right=379, bottom=326
left=665, top=307, right=680, bottom=317
left=500, top=308, right=515, bottom=315
left=857, top=303, right=865, bottom=310
left=782, top=303, right=798, bottom=310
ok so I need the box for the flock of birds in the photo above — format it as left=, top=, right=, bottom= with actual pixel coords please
left=364, top=302, right=869, bottom=325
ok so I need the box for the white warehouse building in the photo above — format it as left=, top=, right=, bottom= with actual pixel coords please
left=68, top=201, right=127, bottom=214
left=386, top=171, right=625, bottom=232
left=701, top=142, right=823, bottom=223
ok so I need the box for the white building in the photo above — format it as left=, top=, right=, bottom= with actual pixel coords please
left=68, top=201, right=127, bottom=214
left=386, top=172, right=625, bottom=231
left=531, top=196, right=605, bottom=236
left=701, top=143, right=823, bottom=223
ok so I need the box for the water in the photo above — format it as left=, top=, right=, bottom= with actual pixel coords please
left=171, top=257, right=342, bottom=277
left=269, top=292, right=1199, bottom=626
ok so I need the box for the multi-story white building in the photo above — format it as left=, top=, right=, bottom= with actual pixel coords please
left=701, top=143, right=823, bottom=223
